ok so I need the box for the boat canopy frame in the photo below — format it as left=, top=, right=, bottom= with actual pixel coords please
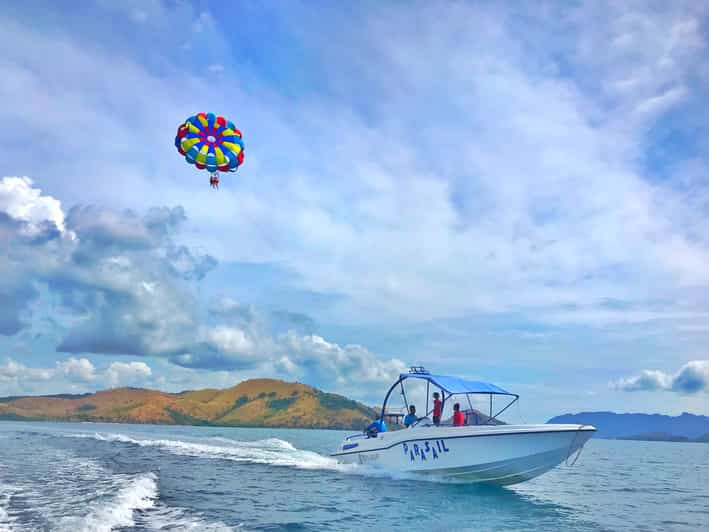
left=380, top=367, right=520, bottom=425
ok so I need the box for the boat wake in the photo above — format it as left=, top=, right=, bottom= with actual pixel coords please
left=75, top=431, right=356, bottom=471
left=57, top=472, right=157, bottom=532
left=60, top=471, right=234, bottom=532
left=68, top=432, right=463, bottom=484
left=0, top=481, right=20, bottom=532
left=0, top=447, right=235, bottom=532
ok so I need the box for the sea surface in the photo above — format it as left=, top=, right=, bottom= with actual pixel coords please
left=0, top=421, right=707, bottom=531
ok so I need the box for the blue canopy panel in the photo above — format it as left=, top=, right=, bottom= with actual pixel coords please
left=400, top=373, right=517, bottom=397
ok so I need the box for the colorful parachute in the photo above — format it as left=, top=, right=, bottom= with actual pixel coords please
left=174, top=112, right=244, bottom=187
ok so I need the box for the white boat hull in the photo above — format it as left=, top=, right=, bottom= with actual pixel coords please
left=332, top=424, right=595, bottom=485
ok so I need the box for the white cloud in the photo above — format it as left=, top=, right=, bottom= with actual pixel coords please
left=57, top=357, right=97, bottom=382
left=0, top=359, right=54, bottom=382
left=0, top=177, right=211, bottom=355
left=169, top=306, right=405, bottom=399
left=0, top=177, right=65, bottom=233
left=0, top=357, right=152, bottom=393
left=671, top=360, right=709, bottom=394
left=105, top=361, right=152, bottom=388
left=635, top=86, right=687, bottom=115
left=611, top=369, right=671, bottom=392
left=538, top=308, right=709, bottom=327
left=209, top=326, right=252, bottom=352
left=277, top=333, right=406, bottom=396
left=0, top=178, right=405, bottom=399
left=611, top=360, right=709, bottom=394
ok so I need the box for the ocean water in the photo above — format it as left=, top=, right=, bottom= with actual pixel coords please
left=0, top=421, right=706, bottom=531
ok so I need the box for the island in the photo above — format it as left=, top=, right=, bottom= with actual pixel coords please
left=548, top=411, right=709, bottom=443
left=0, top=378, right=377, bottom=430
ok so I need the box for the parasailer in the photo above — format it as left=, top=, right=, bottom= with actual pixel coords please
left=174, top=112, right=244, bottom=189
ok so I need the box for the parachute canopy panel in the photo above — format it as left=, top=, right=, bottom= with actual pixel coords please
left=175, top=112, right=244, bottom=175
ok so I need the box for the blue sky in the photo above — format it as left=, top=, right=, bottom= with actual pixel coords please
left=1, top=1, right=708, bottom=421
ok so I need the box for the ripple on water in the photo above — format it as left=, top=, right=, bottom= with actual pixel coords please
left=0, top=423, right=707, bottom=531
left=0, top=442, right=236, bottom=531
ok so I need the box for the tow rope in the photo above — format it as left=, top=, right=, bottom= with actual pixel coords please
left=565, top=425, right=590, bottom=467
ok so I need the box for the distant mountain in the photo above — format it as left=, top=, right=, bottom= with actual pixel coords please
left=548, top=411, right=709, bottom=440
left=616, top=432, right=690, bottom=443
left=0, top=379, right=377, bottom=430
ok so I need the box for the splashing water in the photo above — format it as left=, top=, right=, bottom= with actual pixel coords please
left=75, top=432, right=354, bottom=472
left=57, top=472, right=157, bottom=532
left=0, top=440, right=236, bottom=532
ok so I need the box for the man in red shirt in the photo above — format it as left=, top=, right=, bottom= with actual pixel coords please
left=432, top=392, right=442, bottom=426
left=453, top=403, right=465, bottom=426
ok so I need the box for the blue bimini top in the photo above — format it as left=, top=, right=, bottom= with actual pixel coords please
left=400, top=373, right=517, bottom=397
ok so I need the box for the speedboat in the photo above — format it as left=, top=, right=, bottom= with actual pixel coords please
left=331, top=367, right=595, bottom=485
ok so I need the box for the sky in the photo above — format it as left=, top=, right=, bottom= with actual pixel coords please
left=1, top=0, right=708, bottom=422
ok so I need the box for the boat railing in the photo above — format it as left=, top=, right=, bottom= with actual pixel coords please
left=344, top=432, right=369, bottom=441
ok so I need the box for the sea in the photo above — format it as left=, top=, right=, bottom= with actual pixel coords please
left=0, top=421, right=707, bottom=531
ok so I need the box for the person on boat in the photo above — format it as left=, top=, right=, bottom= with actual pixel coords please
left=432, top=392, right=442, bottom=426
left=453, top=403, right=465, bottom=427
left=365, top=417, right=386, bottom=436
left=404, top=405, right=418, bottom=427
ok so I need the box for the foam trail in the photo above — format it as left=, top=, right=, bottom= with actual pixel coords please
left=72, top=432, right=460, bottom=483
left=68, top=431, right=478, bottom=485
left=1, top=434, right=242, bottom=531
left=208, top=436, right=297, bottom=450
left=0, top=482, right=20, bottom=532
left=77, top=432, right=357, bottom=472
left=141, top=505, right=237, bottom=531
left=57, top=472, right=157, bottom=532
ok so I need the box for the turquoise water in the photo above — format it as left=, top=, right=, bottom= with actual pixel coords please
left=0, top=421, right=707, bottom=531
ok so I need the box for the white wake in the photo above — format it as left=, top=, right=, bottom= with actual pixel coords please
left=1, top=448, right=236, bottom=532
left=79, top=432, right=356, bottom=473
left=57, top=472, right=157, bottom=532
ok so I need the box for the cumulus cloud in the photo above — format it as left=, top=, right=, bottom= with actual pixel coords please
left=0, top=358, right=153, bottom=393
left=611, top=370, right=671, bottom=392
left=0, top=179, right=404, bottom=398
left=0, top=177, right=65, bottom=233
left=170, top=298, right=405, bottom=398
left=204, top=326, right=254, bottom=355
left=0, top=359, right=55, bottom=382
left=611, top=360, right=709, bottom=394
left=671, top=361, right=709, bottom=394
left=56, top=357, right=97, bottom=382
left=0, top=176, right=213, bottom=358
left=278, top=333, right=407, bottom=390
left=105, top=361, right=152, bottom=388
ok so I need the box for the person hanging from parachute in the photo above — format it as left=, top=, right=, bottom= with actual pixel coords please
left=174, top=112, right=245, bottom=189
